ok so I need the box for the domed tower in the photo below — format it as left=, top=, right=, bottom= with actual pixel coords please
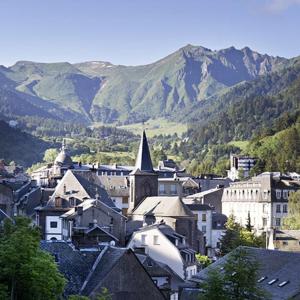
left=53, top=139, right=73, bottom=176
left=128, top=130, right=158, bottom=214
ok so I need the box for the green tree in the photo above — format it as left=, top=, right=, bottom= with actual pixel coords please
left=0, top=217, right=65, bottom=300
left=43, top=148, right=59, bottom=163
left=195, top=254, right=212, bottom=268
left=283, top=190, right=300, bottom=229
left=199, top=269, right=228, bottom=300
left=219, top=215, right=263, bottom=256
left=246, top=211, right=253, bottom=232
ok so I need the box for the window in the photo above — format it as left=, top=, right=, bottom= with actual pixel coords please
left=153, top=235, right=159, bottom=245
left=282, top=241, right=288, bottom=246
left=159, top=184, right=166, bottom=195
left=202, top=213, right=207, bottom=222
left=263, top=204, right=268, bottom=213
left=170, top=184, right=177, bottom=195
left=283, top=190, right=289, bottom=199
left=257, top=276, right=267, bottom=283
left=50, top=221, right=58, bottom=228
left=275, top=218, right=281, bottom=227
left=276, top=204, right=281, bottom=213
left=262, top=218, right=267, bottom=227
left=283, top=204, right=288, bottom=213
left=278, top=280, right=289, bottom=287
left=202, top=225, right=207, bottom=233
left=268, top=278, right=278, bottom=285
left=141, top=234, right=147, bottom=245
left=276, top=190, right=282, bottom=200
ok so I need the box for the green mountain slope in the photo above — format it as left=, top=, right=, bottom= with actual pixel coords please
left=0, top=119, right=49, bottom=166
left=0, top=45, right=286, bottom=125
left=185, top=56, right=300, bottom=145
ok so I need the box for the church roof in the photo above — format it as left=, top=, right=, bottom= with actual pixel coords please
left=132, top=196, right=195, bottom=218
left=133, top=130, right=154, bottom=173
left=54, top=140, right=73, bottom=167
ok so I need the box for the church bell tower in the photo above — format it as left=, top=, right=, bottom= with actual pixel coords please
left=128, top=130, right=158, bottom=214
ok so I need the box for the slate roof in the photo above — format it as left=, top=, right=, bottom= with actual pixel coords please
left=80, top=246, right=128, bottom=296
left=0, top=208, right=12, bottom=223
left=40, top=241, right=98, bottom=296
left=132, top=196, right=195, bottom=218
left=186, top=187, right=222, bottom=199
left=133, top=130, right=154, bottom=173
left=60, top=199, right=126, bottom=220
left=275, top=230, right=300, bottom=241
left=212, top=212, right=227, bottom=230
left=98, top=176, right=129, bottom=197
left=18, top=187, right=43, bottom=216
left=49, top=170, right=115, bottom=208
left=193, top=246, right=300, bottom=300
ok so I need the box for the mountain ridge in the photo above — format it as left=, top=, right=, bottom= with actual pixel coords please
left=0, top=44, right=289, bottom=124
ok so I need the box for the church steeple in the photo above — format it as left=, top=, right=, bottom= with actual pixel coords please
left=128, top=130, right=158, bottom=215
left=135, top=130, right=154, bottom=173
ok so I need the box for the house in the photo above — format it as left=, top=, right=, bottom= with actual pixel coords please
left=157, top=159, right=187, bottom=178
left=158, top=176, right=200, bottom=198
left=211, top=212, right=227, bottom=257
left=192, top=246, right=300, bottom=300
left=98, top=175, right=129, bottom=215
left=128, top=223, right=198, bottom=280
left=194, top=175, right=231, bottom=192
left=268, top=229, right=300, bottom=252
left=222, top=172, right=300, bottom=232
left=136, top=253, right=185, bottom=300
left=40, top=241, right=165, bottom=300
left=227, top=153, right=256, bottom=181
left=182, top=200, right=213, bottom=256
left=186, top=187, right=224, bottom=213
left=60, top=199, right=127, bottom=247
left=35, top=169, right=119, bottom=241
left=130, top=196, right=203, bottom=252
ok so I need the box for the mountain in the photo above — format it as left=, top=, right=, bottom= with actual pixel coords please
left=0, top=118, right=50, bottom=166
left=0, top=45, right=287, bottom=124
left=185, top=56, right=300, bottom=145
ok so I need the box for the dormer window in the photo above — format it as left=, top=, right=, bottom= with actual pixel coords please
left=268, top=278, right=278, bottom=285
left=278, top=280, right=289, bottom=287
left=257, top=276, right=267, bottom=283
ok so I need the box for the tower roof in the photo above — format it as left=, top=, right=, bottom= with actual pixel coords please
left=54, top=139, right=73, bottom=167
left=134, top=130, right=154, bottom=173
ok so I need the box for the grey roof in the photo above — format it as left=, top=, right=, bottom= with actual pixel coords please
left=54, top=149, right=73, bottom=167
left=80, top=246, right=128, bottom=296
left=49, top=170, right=115, bottom=208
left=0, top=208, right=12, bottom=222
left=212, top=212, right=227, bottom=230
left=98, top=176, right=129, bottom=197
left=275, top=230, right=300, bottom=241
left=18, top=187, right=43, bottom=216
left=133, top=130, right=154, bottom=173
left=180, top=287, right=202, bottom=300
left=194, top=246, right=300, bottom=300
left=40, top=241, right=98, bottom=296
left=132, top=196, right=195, bottom=218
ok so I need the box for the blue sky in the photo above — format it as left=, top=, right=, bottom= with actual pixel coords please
left=0, top=0, right=300, bottom=66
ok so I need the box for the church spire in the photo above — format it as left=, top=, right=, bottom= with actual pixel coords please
left=135, top=130, right=154, bottom=173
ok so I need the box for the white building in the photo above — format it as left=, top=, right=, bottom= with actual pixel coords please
left=227, top=154, right=256, bottom=181
left=128, top=223, right=197, bottom=280
left=222, top=173, right=300, bottom=232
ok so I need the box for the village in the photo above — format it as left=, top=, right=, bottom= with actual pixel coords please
left=1, top=130, right=300, bottom=299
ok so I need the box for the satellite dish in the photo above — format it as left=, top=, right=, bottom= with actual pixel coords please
left=110, top=240, right=116, bottom=246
